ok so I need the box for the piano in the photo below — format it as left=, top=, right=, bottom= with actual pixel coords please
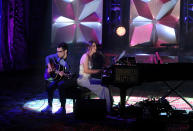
left=102, top=57, right=193, bottom=115
left=102, top=63, right=193, bottom=84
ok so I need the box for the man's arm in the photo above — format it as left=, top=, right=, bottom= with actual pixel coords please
left=47, top=63, right=54, bottom=74
left=45, top=55, right=55, bottom=74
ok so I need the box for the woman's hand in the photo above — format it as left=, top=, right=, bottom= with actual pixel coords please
left=94, top=69, right=101, bottom=74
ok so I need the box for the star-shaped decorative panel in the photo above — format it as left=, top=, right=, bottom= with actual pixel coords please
left=52, top=0, right=103, bottom=46
left=129, top=0, right=180, bottom=48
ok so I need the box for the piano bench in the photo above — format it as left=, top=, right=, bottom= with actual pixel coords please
left=77, top=86, right=95, bottom=99
left=64, top=86, right=81, bottom=99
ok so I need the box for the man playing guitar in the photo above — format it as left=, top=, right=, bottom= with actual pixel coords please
left=42, top=42, right=75, bottom=114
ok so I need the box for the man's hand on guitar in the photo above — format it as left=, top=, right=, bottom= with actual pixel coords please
left=59, top=71, right=71, bottom=79
left=58, top=71, right=64, bottom=77
left=46, top=62, right=72, bottom=80
left=47, top=63, right=55, bottom=73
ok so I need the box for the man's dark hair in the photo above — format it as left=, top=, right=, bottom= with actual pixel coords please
left=57, top=42, right=68, bottom=51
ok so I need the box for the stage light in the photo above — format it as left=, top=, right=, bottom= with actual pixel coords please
left=116, top=26, right=126, bottom=37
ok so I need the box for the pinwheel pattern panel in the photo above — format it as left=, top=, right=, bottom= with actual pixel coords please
left=129, top=0, right=180, bottom=48
left=52, top=0, right=103, bottom=45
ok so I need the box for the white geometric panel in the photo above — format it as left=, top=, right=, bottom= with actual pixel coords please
left=79, top=0, right=101, bottom=21
left=129, top=0, right=180, bottom=48
left=76, top=26, right=87, bottom=42
left=52, top=0, right=103, bottom=46
left=132, top=16, right=152, bottom=26
left=55, top=16, right=74, bottom=23
left=63, top=0, right=74, bottom=3
left=141, top=0, right=151, bottom=2
left=81, top=22, right=102, bottom=43
left=156, top=0, right=178, bottom=20
left=156, top=24, right=176, bottom=43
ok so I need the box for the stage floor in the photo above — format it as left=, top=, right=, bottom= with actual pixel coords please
left=0, top=71, right=193, bottom=130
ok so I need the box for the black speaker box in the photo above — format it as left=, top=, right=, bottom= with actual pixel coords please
left=74, top=99, right=107, bottom=120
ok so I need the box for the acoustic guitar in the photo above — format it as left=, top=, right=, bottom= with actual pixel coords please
left=45, top=59, right=72, bottom=81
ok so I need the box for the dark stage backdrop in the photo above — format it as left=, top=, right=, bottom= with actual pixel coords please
left=102, top=0, right=193, bottom=63
left=1, top=0, right=28, bottom=71
left=0, top=0, right=100, bottom=75
left=0, top=0, right=54, bottom=92
left=0, top=0, right=52, bottom=72
left=1, top=0, right=193, bottom=73
left=0, top=0, right=2, bottom=71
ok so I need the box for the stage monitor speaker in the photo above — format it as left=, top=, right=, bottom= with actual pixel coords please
left=74, top=99, right=107, bottom=120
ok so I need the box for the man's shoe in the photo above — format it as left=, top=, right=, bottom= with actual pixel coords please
left=41, top=105, right=52, bottom=114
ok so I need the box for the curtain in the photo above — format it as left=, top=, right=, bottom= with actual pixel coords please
left=1, top=0, right=28, bottom=71
left=0, top=0, right=2, bottom=71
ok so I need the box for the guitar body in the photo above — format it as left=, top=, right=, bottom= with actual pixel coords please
left=45, top=59, right=72, bottom=81
left=49, top=63, right=64, bottom=81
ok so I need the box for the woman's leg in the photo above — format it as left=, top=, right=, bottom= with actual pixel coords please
left=77, top=77, right=112, bottom=112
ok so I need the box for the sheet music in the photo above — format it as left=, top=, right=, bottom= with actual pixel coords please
left=117, top=50, right=126, bottom=61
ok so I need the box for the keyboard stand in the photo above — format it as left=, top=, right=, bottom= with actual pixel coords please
left=161, top=81, right=193, bottom=110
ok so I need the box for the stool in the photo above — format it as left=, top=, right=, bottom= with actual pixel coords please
left=74, top=86, right=107, bottom=119
left=74, top=99, right=107, bottom=120
left=65, top=86, right=81, bottom=102
left=77, top=86, right=94, bottom=99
